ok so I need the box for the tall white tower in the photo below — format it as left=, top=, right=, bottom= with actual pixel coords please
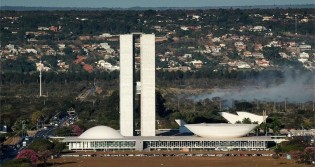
left=119, top=34, right=135, bottom=136
left=119, top=34, right=156, bottom=137
left=140, top=34, right=156, bottom=136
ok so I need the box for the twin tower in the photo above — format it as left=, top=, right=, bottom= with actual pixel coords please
left=119, top=34, right=156, bottom=136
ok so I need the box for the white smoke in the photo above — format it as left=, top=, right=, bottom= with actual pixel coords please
left=191, top=70, right=315, bottom=105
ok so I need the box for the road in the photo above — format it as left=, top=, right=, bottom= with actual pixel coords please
left=0, top=127, right=56, bottom=165
left=0, top=114, right=71, bottom=165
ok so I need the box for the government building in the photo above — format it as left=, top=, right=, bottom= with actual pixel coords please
left=62, top=34, right=286, bottom=151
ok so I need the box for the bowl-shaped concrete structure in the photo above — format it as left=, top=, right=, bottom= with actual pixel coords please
left=184, top=123, right=257, bottom=138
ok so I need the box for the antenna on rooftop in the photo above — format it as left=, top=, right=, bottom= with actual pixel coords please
left=39, top=60, right=42, bottom=97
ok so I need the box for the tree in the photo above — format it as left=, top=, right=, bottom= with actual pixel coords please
left=278, top=138, right=311, bottom=153
left=235, top=102, right=254, bottom=111
left=263, top=46, right=281, bottom=62
left=37, top=150, right=52, bottom=167
left=63, top=47, right=73, bottom=55
left=252, top=121, right=260, bottom=135
left=156, top=91, right=169, bottom=117
left=303, top=147, right=315, bottom=164
left=289, top=150, right=302, bottom=162
left=51, top=140, right=66, bottom=156
left=31, top=111, right=43, bottom=124
left=287, top=147, right=315, bottom=164
left=242, top=118, right=252, bottom=124
left=71, top=124, right=84, bottom=136
left=53, top=126, right=72, bottom=136
left=269, top=117, right=282, bottom=135
left=28, top=138, right=54, bottom=167
left=16, top=149, right=38, bottom=164
left=259, top=122, right=268, bottom=135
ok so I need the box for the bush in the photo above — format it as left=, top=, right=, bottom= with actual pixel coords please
left=16, top=149, right=38, bottom=164
left=272, top=154, right=280, bottom=159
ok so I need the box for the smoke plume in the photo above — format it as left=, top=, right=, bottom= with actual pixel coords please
left=191, top=70, right=315, bottom=106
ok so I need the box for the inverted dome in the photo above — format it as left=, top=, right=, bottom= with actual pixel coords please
left=79, top=126, right=123, bottom=139
left=184, top=123, right=257, bottom=138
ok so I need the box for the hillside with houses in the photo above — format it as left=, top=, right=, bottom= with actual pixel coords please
left=1, top=9, right=314, bottom=80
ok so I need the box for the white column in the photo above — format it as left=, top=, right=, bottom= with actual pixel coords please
left=140, top=34, right=156, bottom=136
left=120, top=35, right=134, bottom=136
left=68, top=142, right=72, bottom=150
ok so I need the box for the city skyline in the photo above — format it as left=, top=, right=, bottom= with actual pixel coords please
left=1, top=0, right=314, bottom=8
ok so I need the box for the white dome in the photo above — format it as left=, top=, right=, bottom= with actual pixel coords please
left=79, top=126, right=123, bottom=139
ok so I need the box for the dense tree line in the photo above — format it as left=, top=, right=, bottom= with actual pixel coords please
left=1, top=66, right=289, bottom=86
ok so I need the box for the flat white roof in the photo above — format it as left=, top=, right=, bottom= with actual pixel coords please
left=63, top=136, right=278, bottom=142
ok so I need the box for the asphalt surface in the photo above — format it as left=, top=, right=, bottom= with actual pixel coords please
left=0, top=122, right=61, bottom=165
left=0, top=115, right=74, bottom=165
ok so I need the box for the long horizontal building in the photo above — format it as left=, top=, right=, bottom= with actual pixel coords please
left=62, top=126, right=285, bottom=151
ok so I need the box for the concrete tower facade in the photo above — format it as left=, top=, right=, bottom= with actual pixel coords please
left=140, top=34, right=156, bottom=136
left=119, top=34, right=135, bottom=136
left=119, top=34, right=156, bottom=137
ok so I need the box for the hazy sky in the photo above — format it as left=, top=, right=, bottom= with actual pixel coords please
left=1, top=0, right=314, bottom=8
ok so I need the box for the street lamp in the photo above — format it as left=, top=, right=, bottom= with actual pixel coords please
left=311, top=138, right=315, bottom=165
left=21, top=120, right=26, bottom=138
left=36, top=118, right=40, bottom=130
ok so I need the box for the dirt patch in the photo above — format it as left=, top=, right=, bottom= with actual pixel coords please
left=3, top=136, right=22, bottom=146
